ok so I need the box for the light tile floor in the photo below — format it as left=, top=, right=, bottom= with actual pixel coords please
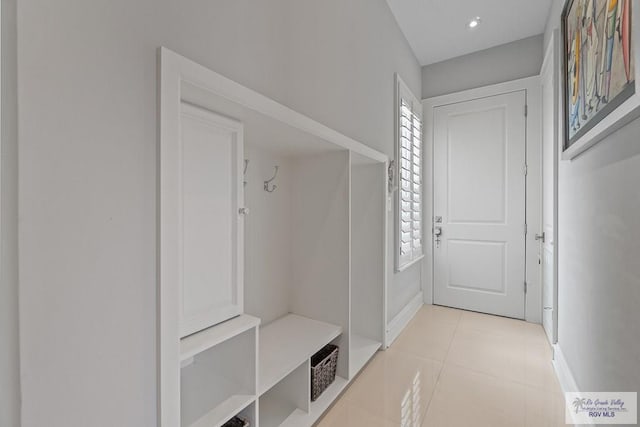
left=317, top=305, right=569, bottom=427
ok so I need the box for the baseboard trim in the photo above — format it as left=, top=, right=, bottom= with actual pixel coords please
left=386, top=293, right=423, bottom=347
left=553, top=344, right=589, bottom=426
left=552, top=344, right=579, bottom=392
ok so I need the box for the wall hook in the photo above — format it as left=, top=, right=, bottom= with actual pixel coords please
left=388, top=160, right=398, bottom=194
left=264, top=166, right=279, bottom=193
left=243, top=159, right=249, bottom=187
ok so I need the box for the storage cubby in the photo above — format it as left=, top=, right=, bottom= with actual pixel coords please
left=234, top=402, right=257, bottom=427
left=259, top=362, right=310, bottom=427
left=267, top=339, right=348, bottom=427
left=180, top=316, right=258, bottom=427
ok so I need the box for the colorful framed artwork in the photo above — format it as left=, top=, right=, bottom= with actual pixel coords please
left=562, top=0, right=640, bottom=159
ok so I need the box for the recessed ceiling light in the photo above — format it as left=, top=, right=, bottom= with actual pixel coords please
left=467, top=17, right=482, bottom=29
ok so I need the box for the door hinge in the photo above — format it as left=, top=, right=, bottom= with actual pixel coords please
left=524, top=281, right=528, bottom=294
left=524, top=223, right=528, bottom=235
left=523, top=164, right=528, bottom=176
left=524, top=104, right=528, bottom=117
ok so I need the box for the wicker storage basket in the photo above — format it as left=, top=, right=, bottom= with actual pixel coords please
left=310, top=344, right=339, bottom=401
left=222, top=416, right=249, bottom=427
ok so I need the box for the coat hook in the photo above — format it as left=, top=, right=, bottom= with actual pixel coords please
left=264, top=166, right=279, bottom=193
left=243, top=159, right=249, bottom=187
left=388, top=160, right=398, bottom=194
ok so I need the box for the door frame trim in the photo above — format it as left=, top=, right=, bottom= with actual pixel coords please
left=540, top=30, right=561, bottom=343
left=422, top=76, right=542, bottom=323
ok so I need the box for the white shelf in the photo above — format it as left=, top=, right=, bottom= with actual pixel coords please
left=259, top=314, right=342, bottom=394
left=180, top=314, right=260, bottom=361
left=259, top=392, right=299, bottom=427
left=188, top=394, right=255, bottom=427
left=278, top=376, right=349, bottom=427
left=349, top=334, right=381, bottom=378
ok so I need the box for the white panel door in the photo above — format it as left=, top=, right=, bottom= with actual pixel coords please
left=433, top=91, right=526, bottom=319
left=178, top=103, right=244, bottom=337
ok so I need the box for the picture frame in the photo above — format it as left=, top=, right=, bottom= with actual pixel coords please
left=561, top=0, right=640, bottom=160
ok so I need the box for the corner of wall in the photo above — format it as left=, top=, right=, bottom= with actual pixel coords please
left=543, top=0, right=564, bottom=48
left=1, top=0, right=21, bottom=425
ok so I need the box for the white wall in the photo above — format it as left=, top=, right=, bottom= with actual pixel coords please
left=544, top=1, right=565, bottom=49
left=243, top=149, right=293, bottom=326
left=1, top=0, right=20, bottom=425
left=422, top=35, right=544, bottom=99
left=16, top=1, right=421, bottom=425
left=545, top=1, right=640, bottom=393
left=351, top=162, right=385, bottom=343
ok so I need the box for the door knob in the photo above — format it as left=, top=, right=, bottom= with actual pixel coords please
left=433, top=226, right=442, bottom=249
left=535, top=232, right=545, bottom=242
left=238, top=207, right=250, bottom=215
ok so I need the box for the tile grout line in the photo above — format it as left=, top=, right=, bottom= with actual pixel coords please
left=420, top=310, right=464, bottom=423
left=441, top=311, right=463, bottom=366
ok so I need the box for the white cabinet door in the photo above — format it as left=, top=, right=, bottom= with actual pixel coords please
left=433, top=91, right=526, bottom=319
left=172, top=103, right=244, bottom=337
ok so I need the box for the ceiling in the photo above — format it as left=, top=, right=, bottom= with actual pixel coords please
left=386, top=0, right=553, bottom=65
